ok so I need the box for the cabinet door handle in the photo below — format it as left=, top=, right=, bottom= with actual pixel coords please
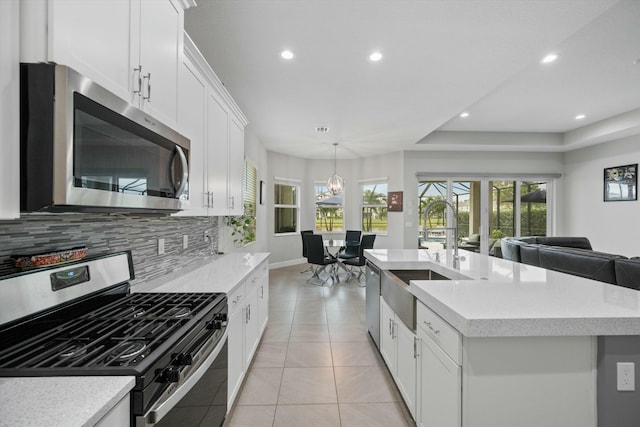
left=389, top=318, right=393, bottom=336
left=142, top=72, right=151, bottom=101
left=133, top=65, right=143, bottom=96
left=414, top=337, right=419, bottom=358
left=229, top=196, right=235, bottom=209
left=423, top=320, right=440, bottom=335
left=260, top=286, right=264, bottom=298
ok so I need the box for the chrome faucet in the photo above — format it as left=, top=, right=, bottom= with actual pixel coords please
left=423, top=199, right=461, bottom=269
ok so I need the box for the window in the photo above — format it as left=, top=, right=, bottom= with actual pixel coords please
left=361, top=182, right=387, bottom=233
left=274, top=180, right=299, bottom=234
left=242, top=161, right=257, bottom=244
left=418, top=176, right=554, bottom=256
left=315, top=184, right=343, bottom=232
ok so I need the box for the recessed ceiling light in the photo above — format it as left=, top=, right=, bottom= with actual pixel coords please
left=281, top=50, right=294, bottom=60
left=369, top=51, right=383, bottom=62
left=460, top=112, right=470, bottom=118
left=575, top=114, right=586, bottom=120
left=541, top=53, right=558, bottom=64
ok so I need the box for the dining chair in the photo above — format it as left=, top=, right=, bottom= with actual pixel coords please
left=300, top=230, right=314, bottom=273
left=304, top=234, right=338, bottom=285
left=343, top=234, right=376, bottom=284
left=339, top=230, right=362, bottom=260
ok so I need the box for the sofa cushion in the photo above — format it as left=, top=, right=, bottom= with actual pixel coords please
left=538, top=247, right=625, bottom=284
left=534, top=237, right=592, bottom=250
left=520, top=243, right=544, bottom=267
left=501, top=237, right=536, bottom=262
left=614, top=259, right=640, bottom=290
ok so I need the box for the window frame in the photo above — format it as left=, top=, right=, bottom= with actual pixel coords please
left=314, top=181, right=344, bottom=234
left=360, top=179, right=388, bottom=236
left=273, top=178, right=300, bottom=236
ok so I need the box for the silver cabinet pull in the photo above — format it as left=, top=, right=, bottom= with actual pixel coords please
left=414, top=337, right=419, bottom=358
left=133, top=65, right=143, bottom=96
left=423, top=320, right=440, bottom=335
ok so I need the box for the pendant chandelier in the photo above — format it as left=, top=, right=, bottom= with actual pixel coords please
left=327, top=143, right=344, bottom=195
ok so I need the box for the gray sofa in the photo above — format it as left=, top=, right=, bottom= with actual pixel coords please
left=501, top=237, right=640, bottom=290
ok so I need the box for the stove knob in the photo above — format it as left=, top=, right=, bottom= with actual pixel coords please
left=176, top=353, right=193, bottom=366
left=214, top=313, right=228, bottom=322
left=163, top=367, right=180, bottom=383
left=206, top=320, right=223, bottom=330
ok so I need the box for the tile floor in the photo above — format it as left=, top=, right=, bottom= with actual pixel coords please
left=227, top=265, right=414, bottom=426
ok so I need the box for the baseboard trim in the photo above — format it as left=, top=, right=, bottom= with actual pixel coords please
left=269, top=258, right=306, bottom=269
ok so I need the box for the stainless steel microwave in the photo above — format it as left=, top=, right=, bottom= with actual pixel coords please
left=20, top=63, right=190, bottom=213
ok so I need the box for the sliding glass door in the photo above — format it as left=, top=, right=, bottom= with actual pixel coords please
left=418, top=177, right=553, bottom=256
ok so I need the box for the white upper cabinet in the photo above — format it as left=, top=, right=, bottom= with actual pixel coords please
left=1, top=0, right=20, bottom=219
left=178, top=34, right=248, bottom=217
left=176, top=56, right=208, bottom=216
left=22, top=0, right=185, bottom=128
left=132, top=0, right=183, bottom=127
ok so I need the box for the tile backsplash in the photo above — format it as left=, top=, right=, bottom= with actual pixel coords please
left=0, top=213, right=218, bottom=286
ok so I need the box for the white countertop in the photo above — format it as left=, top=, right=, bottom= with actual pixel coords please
left=0, top=376, right=134, bottom=427
left=135, top=252, right=270, bottom=294
left=0, top=253, right=269, bottom=427
left=365, top=248, right=640, bottom=337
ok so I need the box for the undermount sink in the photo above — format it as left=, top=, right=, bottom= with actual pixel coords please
left=388, top=269, right=451, bottom=285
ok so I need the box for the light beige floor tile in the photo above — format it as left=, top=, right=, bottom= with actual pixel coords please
left=339, top=402, right=413, bottom=427
left=236, top=367, right=283, bottom=405
left=261, top=322, right=292, bottom=343
left=293, top=309, right=328, bottom=325
left=228, top=405, right=276, bottom=427
left=325, top=309, right=362, bottom=324
left=289, top=324, right=330, bottom=342
left=252, top=342, right=288, bottom=368
left=328, top=323, right=369, bottom=342
left=273, top=404, right=341, bottom=427
left=285, top=342, right=333, bottom=367
left=268, top=310, right=295, bottom=324
left=278, top=367, right=338, bottom=404
left=334, top=366, right=399, bottom=403
left=331, top=341, right=382, bottom=367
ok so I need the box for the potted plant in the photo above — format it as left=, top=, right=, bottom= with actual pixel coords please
left=226, top=214, right=255, bottom=247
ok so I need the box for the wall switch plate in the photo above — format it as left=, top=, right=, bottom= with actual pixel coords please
left=158, top=238, right=165, bottom=255
left=183, top=235, right=188, bottom=249
left=617, top=362, right=635, bottom=391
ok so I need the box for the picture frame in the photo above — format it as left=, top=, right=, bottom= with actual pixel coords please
left=388, top=191, right=403, bottom=212
left=259, top=180, right=266, bottom=205
left=604, top=164, right=637, bottom=202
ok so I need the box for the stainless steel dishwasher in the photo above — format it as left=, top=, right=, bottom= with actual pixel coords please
left=365, top=261, right=381, bottom=349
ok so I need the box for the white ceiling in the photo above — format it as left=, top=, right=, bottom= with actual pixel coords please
left=185, top=0, right=640, bottom=160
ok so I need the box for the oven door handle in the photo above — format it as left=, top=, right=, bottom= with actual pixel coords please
left=136, top=329, right=228, bottom=426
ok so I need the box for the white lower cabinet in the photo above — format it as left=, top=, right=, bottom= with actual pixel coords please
left=415, top=301, right=597, bottom=427
left=379, top=297, right=418, bottom=418
left=227, top=260, right=270, bottom=409
left=417, top=314, right=461, bottom=427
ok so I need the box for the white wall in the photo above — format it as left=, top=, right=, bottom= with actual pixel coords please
left=563, top=136, right=640, bottom=257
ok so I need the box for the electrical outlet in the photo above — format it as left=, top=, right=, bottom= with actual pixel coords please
left=204, top=230, right=211, bottom=242
left=183, top=235, right=188, bottom=249
left=617, top=362, right=635, bottom=391
left=158, top=238, right=165, bottom=255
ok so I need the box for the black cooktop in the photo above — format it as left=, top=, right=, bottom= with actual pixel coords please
left=0, top=292, right=225, bottom=377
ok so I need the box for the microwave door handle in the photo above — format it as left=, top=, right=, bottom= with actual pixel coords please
left=170, top=146, right=189, bottom=198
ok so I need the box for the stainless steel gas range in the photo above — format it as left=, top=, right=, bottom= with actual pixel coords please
left=0, top=251, right=228, bottom=426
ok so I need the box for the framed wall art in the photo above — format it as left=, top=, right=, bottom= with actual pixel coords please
left=604, top=164, right=637, bottom=201
left=388, top=191, right=403, bottom=212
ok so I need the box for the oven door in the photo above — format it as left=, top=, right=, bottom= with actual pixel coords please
left=137, top=331, right=228, bottom=427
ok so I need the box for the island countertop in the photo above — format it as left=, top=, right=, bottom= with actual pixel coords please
left=365, top=248, right=640, bottom=337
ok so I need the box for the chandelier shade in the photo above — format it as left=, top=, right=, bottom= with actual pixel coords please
left=327, top=143, right=344, bottom=195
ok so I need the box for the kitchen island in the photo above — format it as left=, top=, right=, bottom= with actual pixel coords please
left=365, top=248, right=640, bottom=427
